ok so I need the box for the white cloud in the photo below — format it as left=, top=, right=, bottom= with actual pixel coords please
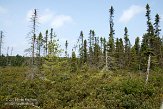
left=26, top=9, right=73, bottom=29
left=39, top=9, right=53, bottom=24
left=51, top=15, right=72, bottom=29
left=26, top=9, right=33, bottom=21
left=119, top=5, right=145, bottom=23
left=0, top=6, right=7, bottom=14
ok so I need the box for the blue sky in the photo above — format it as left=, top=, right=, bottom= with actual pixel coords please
left=0, top=0, right=163, bottom=56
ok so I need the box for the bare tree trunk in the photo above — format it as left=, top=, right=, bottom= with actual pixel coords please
left=145, top=54, right=151, bottom=84
left=0, top=31, right=3, bottom=56
left=32, top=34, right=35, bottom=65
left=106, top=48, right=108, bottom=69
left=31, top=9, right=37, bottom=65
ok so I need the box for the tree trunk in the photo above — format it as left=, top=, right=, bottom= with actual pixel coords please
left=105, top=47, right=108, bottom=70
left=0, top=31, right=3, bottom=56
left=145, top=54, right=151, bottom=84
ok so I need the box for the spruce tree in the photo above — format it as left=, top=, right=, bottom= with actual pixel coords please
left=71, top=51, right=77, bottom=72
left=0, top=31, right=4, bottom=56
left=65, top=40, right=68, bottom=57
left=131, top=37, right=141, bottom=70
left=119, top=38, right=124, bottom=68
left=31, top=9, right=38, bottom=65
left=36, top=32, right=43, bottom=69
left=44, top=30, right=48, bottom=56
left=154, top=14, right=161, bottom=37
left=108, top=6, right=115, bottom=53
left=83, top=39, right=87, bottom=63
left=134, top=37, right=140, bottom=55
left=153, top=14, right=162, bottom=66
left=88, top=30, right=93, bottom=66
left=94, top=36, right=100, bottom=67
left=124, top=27, right=131, bottom=67
left=115, top=38, right=120, bottom=68
left=37, top=32, right=43, bottom=57
left=79, top=31, right=84, bottom=65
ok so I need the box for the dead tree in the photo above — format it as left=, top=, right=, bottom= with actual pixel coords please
left=145, top=54, right=151, bottom=84
left=31, top=9, right=38, bottom=65
left=0, top=31, right=4, bottom=56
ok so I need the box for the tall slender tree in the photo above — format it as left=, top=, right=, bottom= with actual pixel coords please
left=153, top=14, right=162, bottom=66
left=0, top=31, right=4, bottom=56
left=44, top=30, right=48, bottom=56
left=71, top=51, right=77, bottom=72
left=94, top=36, right=100, bottom=66
left=36, top=32, right=43, bottom=67
left=108, top=6, right=115, bottom=53
left=65, top=40, right=68, bottom=57
left=131, top=37, right=140, bottom=70
left=88, top=30, right=93, bottom=66
left=79, top=31, right=84, bottom=65
left=134, top=37, right=140, bottom=55
left=144, top=4, right=154, bottom=84
left=83, top=39, right=87, bottom=63
left=31, top=9, right=38, bottom=65
left=37, top=32, right=43, bottom=57
left=48, top=29, right=58, bottom=55
left=124, top=27, right=131, bottom=67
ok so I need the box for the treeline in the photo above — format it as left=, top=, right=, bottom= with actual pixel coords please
left=0, top=4, right=162, bottom=72
left=25, top=4, right=162, bottom=72
left=0, top=55, right=26, bottom=66
left=69, top=4, right=163, bottom=72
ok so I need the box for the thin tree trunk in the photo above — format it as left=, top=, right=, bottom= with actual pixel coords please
left=32, top=9, right=37, bottom=65
left=145, top=54, right=151, bottom=84
left=0, top=31, right=3, bottom=56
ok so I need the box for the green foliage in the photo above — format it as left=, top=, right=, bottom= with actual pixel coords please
left=0, top=55, right=25, bottom=67
left=1, top=3, right=163, bottom=109
left=70, top=51, right=77, bottom=73
left=1, top=67, right=163, bottom=109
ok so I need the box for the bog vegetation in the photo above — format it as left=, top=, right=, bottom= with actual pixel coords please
left=0, top=4, right=163, bottom=109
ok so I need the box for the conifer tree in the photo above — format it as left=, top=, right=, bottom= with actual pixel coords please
left=115, top=38, right=124, bottom=68
left=144, top=4, right=155, bottom=84
left=65, top=40, right=68, bottom=57
left=124, top=27, right=131, bottom=67
left=0, top=31, right=4, bottom=56
left=94, top=36, right=100, bottom=66
left=44, top=30, right=48, bottom=56
left=131, top=37, right=140, bottom=70
left=31, top=9, right=38, bottom=65
left=154, top=14, right=161, bottom=37
left=108, top=6, right=115, bottom=53
left=71, top=51, right=77, bottom=72
left=42, top=31, right=61, bottom=77
left=83, top=39, right=87, bottom=63
left=79, top=31, right=84, bottom=65
left=88, top=30, right=93, bottom=66
left=48, top=28, right=58, bottom=55
left=37, top=32, right=43, bottom=57
left=36, top=32, right=43, bottom=68
left=153, top=14, right=162, bottom=66
left=134, top=37, right=140, bottom=55
left=103, top=37, right=106, bottom=58
left=119, top=38, right=124, bottom=68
